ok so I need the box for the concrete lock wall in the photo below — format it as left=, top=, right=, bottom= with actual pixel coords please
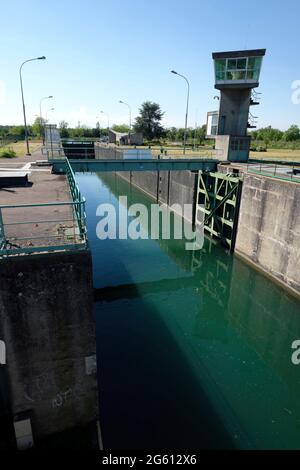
left=94, top=143, right=152, bottom=160
left=235, top=174, right=300, bottom=295
left=117, top=170, right=198, bottom=223
left=0, top=250, right=98, bottom=442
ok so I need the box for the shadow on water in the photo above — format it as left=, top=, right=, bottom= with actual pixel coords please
left=76, top=171, right=300, bottom=450
left=93, top=264, right=237, bottom=448
left=94, top=266, right=237, bottom=449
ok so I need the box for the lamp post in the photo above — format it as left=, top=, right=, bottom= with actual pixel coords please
left=46, top=108, right=55, bottom=158
left=193, top=109, right=198, bottom=151
left=171, top=70, right=190, bottom=155
left=119, top=100, right=131, bottom=144
left=46, top=107, right=55, bottom=122
left=40, top=95, right=53, bottom=143
left=96, top=116, right=101, bottom=139
left=100, top=111, right=110, bottom=142
left=19, top=56, right=46, bottom=155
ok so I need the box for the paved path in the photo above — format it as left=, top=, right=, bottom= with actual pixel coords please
left=0, top=151, right=79, bottom=251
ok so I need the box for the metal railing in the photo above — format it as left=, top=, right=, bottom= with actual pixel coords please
left=0, top=158, right=87, bottom=257
left=0, top=201, right=87, bottom=257
left=246, top=162, right=300, bottom=183
left=65, top=157, right=87, bottom=236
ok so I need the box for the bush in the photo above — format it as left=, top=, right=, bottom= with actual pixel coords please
left=0, top=148, right=17, bottom=158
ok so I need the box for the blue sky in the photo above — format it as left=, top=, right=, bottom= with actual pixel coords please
left=0, top=0, right=299, bottom=129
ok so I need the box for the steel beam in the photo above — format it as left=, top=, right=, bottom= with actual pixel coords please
left=51, top=158, right=218, bottom=174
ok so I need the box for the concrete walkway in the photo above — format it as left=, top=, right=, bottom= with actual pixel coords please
left=0, top=148, right=80, bottom=251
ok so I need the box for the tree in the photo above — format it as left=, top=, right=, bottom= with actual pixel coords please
left=7, top=125, right=25, bottom=139
left=59, top=120, right=69, bottom=138
left=32, top=117, right=46, bottom=138
left=176, top=128, right=185, bottom=141
left=133, top=101, right=164, bottom=140
left=165, top=127, right=177, bottom=141
left=195, top=124, right=207, bottom=145
left=252, top=126, right=283, bottom=142
left=83, top=127, right=93, bottom=138
left=284, top=124, right=300, bottom=141
left=112, top=124, right=130, bottom=133
left=92, top=122, right=101, bottom=138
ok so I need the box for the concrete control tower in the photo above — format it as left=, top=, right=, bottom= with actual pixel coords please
left=207, top=49, right=266, bottom=162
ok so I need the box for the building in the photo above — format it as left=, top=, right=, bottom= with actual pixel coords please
left=108, top=130, right=143, bottom=146
left=206, top=49, right=266, bottom=162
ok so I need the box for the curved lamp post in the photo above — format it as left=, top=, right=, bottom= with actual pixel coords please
left=45, top=108, right=55, bottom=157
left=19, top=56, right=46, bottom=155
left=40, top=95, right=53, bottom=143
left=171, top=70, right=190, bottom=155
left=45, top=107, right=55, bottom=121
left=119, top=100, right=131, bottom=143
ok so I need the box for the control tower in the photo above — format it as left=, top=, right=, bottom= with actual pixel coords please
left=206, top=49, right=266, bottom=162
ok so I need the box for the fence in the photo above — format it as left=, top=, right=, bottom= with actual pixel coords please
left=0, top=158, right=87, bottom=257
left=94, top=143, right=124, bottom=159
left=65, top=158, right=87, bottom=235
left=246, top=162, right=300, bottom=183
left=0, top=137, right=16, bottom=148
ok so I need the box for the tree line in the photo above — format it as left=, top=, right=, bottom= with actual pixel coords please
left=1, top=102, right=300, bottom=147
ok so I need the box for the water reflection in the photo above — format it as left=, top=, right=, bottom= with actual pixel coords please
left=76, top=171, right=300, bottom=450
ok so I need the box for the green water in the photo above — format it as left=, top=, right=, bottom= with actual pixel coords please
left=76, top=171, right=300, bottom=450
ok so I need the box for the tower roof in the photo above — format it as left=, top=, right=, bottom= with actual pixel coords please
left=212, top=49, right=266, bottom=59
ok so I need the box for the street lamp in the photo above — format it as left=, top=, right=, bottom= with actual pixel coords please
left=96, top=116, right=101, bottom=139
left=46, top=107, right=55, bottom=121
left=40, top=95, right=53, bottom=143
left=171, top=70, right=190, bottom=155
left=100, top=111, right=110, bottom=142
left=119, top=100, right=131, bottom=143
left=19, top=56, right=46, bottom=155
left=45, top=108, right=55, bottom=156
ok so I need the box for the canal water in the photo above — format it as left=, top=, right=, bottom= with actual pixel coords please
left=76, top=171, right=300, bottom=450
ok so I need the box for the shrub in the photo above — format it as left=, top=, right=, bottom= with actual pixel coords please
left=0, top=148, right=17, bottom=158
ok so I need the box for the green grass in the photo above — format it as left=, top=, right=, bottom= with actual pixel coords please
left=250, top=148, right=300, bottom=162
left=0, top=140, right=42, bottom=157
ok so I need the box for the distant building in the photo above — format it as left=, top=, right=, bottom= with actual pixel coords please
left=108, top=130, right=143, bottom=145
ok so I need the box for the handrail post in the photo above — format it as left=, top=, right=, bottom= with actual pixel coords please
left=0, top=208, right=6, bottom=252
left=64, top=157, right=87, bottom=244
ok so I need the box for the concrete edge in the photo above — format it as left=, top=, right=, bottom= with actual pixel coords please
left=235, top=249, right=300, bottom=301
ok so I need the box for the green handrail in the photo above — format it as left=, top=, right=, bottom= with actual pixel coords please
left=0, top=209, right=6, bottom=252
left=65, top=157, right=87, bottom=238
left=0, top=158, right=87, bottom=257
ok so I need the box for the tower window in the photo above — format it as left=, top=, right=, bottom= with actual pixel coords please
left=215, top=56, right=262, bottom=82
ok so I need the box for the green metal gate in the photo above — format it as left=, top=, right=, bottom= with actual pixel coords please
left=196, top=171, right=242, bottom=251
